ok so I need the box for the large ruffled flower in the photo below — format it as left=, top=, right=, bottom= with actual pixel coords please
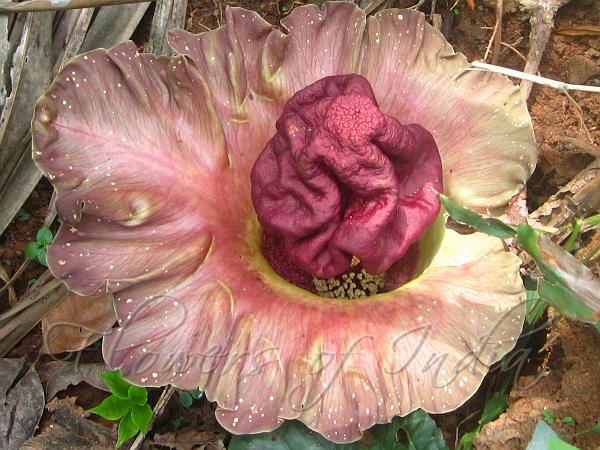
left=32, top=2, right=536, bottom=444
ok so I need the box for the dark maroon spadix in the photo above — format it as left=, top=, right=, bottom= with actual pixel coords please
left=251, top=74, right=442, bottom=279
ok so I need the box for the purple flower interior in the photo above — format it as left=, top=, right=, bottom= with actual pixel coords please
left=251, top=74, right=443, bottom=283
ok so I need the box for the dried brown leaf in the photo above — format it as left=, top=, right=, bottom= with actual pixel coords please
left=38, top=361, right=109, bottom=400
left=41, top=291, right=115, bottom=354
left=0, top=264, right=17, bottom=306
left=44, top=397, right=111, bottom=447
left=0, top=360, right=45, bottom=450
left=21, top=423, right=97, bottom=449
left=558, top=25, right=600, bottom=36
left=153, top=428, right=226, bottom=450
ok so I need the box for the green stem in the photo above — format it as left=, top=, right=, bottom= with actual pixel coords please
left=564, top=218, right=582, bottom=253
left=583, top=243, right=600, bottom=266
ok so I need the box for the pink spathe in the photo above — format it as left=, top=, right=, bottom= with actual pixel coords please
left=31, top=2, right=537, bottom=444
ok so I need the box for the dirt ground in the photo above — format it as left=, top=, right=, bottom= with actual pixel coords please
left=475, top=318, right=600, bottom=449
left=1, top=0, right=600, bottom=448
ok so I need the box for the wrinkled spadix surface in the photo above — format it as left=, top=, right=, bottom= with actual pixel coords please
left=251, top=74, right=442, bottom=279
left=32, top=2, right=536, bottom=444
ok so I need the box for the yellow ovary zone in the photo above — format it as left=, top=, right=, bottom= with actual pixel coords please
left=243, top=212, right=447, bottom=305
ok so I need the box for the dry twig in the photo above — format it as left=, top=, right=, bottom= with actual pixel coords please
left=561, top=88, right=594, bottom=144
left=484, top=0, right=503, bottom=64
left=0, top=0, right=151, bottom=12
left=129, top=385, right=177, bottom=450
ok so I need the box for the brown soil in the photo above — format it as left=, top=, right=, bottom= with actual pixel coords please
left=447, top=0, right=600, bottom=209
left=2, top=0, right=600, bottom=448
left=475, top=318, right=600, bottom=449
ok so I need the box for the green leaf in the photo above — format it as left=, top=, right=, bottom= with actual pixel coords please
left=561, top=417, right=576, bottom=426
left=538, top=280, right=595, bottom=322
left=516, top=224, right=543, bottom=261
left=543, top=409, right=556, bottom=425
left=116, top=412, right=140, bottom=448
left=438, top=194, right=516, bottom=239
left=524, top=277, right=546, bottom=324
left=547, top=436, right=579, bottom=450
left=179, top=391, right=193, bottom=408
left=479, top=392, right=508, bottom=426
left=24, top=242, right=42, bottom=260
left=88, top=394, right=131, bottom=420
left=456, top=430, right=477, bottom=450
left=229, top=410, right=448, bottom=450
left=390, top=409, right=448, bottom=450
left=526, top=421, right=557, bottom=450
left=100, top=370, right=131, bottom=399
left=189, top=389, right=204, bottom=400
left=564, top=219, right=582, bottom=253
left=128, top=385, right=148, bottom=406
left=131, top=403, right=153, bottom=434
left=527, top=422, right=579, bottom=450
left=17, top=208, right=31, bottom=221
left=596, top=321, right=600, bottom=333
left=173, top=416, right=186, bottom=429
left=37, top=249, right=48, bottom=267
left=179, top=389, right=204, bottom=407
left=228, top=420, right=330, bottom=450
left=36, top=226, right=53, bottom=245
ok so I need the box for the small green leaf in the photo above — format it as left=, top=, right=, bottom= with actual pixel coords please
left=131, top=403, right=153, bottom=434
left=543, top=409, right=556, bottom=425
left=2, top=259, right=12, bottom=266
left=88, top=394, right=130, bottom=420
left=179, top=389, right=203, bottom=407
left=17, top=208, right=31, bottom=221
left=116, top=412, right=140, bottom=448
left=24, top=242, right=42, bottom=260
left=189, top=389, right=204, bottom=400
left=596, top=321, right=600, bottom=333
left=37, top=249, right=48, bottom=267
left=561, top=417, right=576, bottom=426
left=100, top=370, right=131, bottom=399
left=438, top=194, right=516, bottom=239
left=480, top=392, right=508, bottom=426
left=456, top=430, right=477, bottom=450
left=173, top=416, right=186, bottom=429
left=27, top=278, right=37, bottom=286
left=547, top=436, right=579, bottom=450
left=128, top=385, right=148, bottom=406
left=36, top=226, right=53, bottom=245
left=179, top=391, right=193, bottom=408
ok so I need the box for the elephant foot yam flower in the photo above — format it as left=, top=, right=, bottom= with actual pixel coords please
left=32, top=2, right=536, bottom=444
